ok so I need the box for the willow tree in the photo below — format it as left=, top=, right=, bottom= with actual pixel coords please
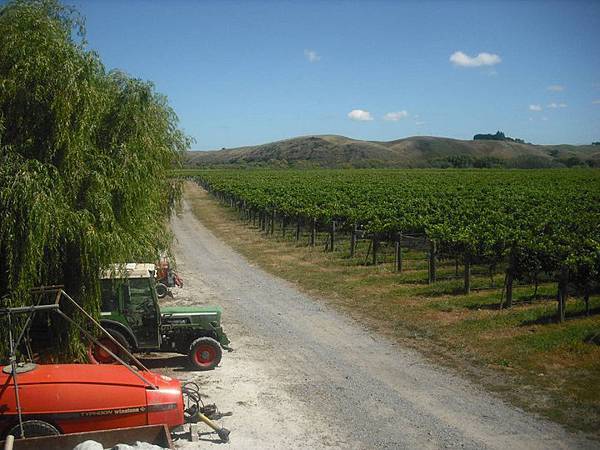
left=0, top=0, right=189, bottom=359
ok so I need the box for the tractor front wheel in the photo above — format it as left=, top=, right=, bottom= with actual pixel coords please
left=87, top=329, right=131, bottom=364
left=188, top=337, right=222, bottom=371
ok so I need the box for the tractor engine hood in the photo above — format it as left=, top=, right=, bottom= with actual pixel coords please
left=160, top=306, right=222, bottom=322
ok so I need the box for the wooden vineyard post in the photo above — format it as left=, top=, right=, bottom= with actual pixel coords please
left=557, top=265, right=568, bottom=323
left=372, top=235, right=378, bottom=266
left=329, top=220, right=336, bottom=252
left=270, top=210, right=275, bottom=235
left=394, top=233, right=403, bottom=272
left=428, top=240, right=437, bottom=284
left=505, top=249, right=515, bottom=308
left=350, top=223, right=357, bottom=257
left=464, top=253, right=471, bottom=294
left=310, top=218, right=317, bottom=246
left=296, top=217, right=301, bottom=241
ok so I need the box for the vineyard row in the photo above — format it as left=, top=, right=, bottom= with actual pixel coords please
left=190, top=169, right=600, bottom=323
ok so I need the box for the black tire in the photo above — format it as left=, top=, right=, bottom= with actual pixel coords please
left=87, top=329, right=131, bottom=364
left=7, top=420, right=60, bottom=439
left=155, top=282, right=168, bottom=298
left=188, top=337, right=222, bottom=371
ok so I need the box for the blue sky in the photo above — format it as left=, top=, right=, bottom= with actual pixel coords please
left=71, top=0, right=600, bottom=149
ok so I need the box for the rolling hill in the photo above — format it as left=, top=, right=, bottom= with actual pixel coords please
left=185, top=135, right=600, bottom=169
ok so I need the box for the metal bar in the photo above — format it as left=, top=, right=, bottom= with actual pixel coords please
left=7, top=313, right=24, bottom=438
left=54, top=310, right=157, bottom=390
left=0, top=304, right=59, bottom=315
left=12, top=295, right=47, bottom=353
left=28, top=285, right=64, bottom=294
left=55, top=290, right=156, bottom=383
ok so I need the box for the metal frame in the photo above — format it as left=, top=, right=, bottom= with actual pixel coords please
left=0, top=286, right=160, bottom=438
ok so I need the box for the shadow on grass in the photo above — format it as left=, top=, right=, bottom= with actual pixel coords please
left=520, top=306, right=600, bottom=326
left=463, top=294, right=557, bottom=311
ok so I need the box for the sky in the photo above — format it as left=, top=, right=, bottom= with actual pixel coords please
left=68, top=0, right=600, bottom=149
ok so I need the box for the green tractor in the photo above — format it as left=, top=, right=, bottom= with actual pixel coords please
left=89, top=263, right=231, bottom=370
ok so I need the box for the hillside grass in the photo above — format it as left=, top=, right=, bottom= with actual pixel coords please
left=184, top=182, right=600, bottom=437
left=184, top=135, right=600, bottom=169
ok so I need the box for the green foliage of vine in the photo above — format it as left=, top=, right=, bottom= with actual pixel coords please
left=194, top=169, right=600, bottom=290
left=0, top=0, right=189, bottom=359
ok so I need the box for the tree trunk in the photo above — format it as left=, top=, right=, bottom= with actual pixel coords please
left=585, top=288, right=590, bottom=316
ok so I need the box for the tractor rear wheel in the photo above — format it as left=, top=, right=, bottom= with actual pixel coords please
left=155, top=282, right=168, bottom=298
left=87, top=329, right=131, bottom=364
left=188, top=337, right=222, bottom=371
left=8, top=420, right=60, bottom=439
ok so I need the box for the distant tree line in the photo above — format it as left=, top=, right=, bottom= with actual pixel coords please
left=429, top=155, right=598, bottom=169
left=473, top=131, right=525, bottom=144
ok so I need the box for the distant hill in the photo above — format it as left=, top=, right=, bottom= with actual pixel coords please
left=185, top=135, right=600, bottom=169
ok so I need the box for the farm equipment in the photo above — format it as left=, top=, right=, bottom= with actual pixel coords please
left=155, top=258, right=183, bottom=298
left=0, top=286, right=231, bottom=444
left=0, top=364, right=185, bottom=437
left=91, top=263, right=231, bottom=370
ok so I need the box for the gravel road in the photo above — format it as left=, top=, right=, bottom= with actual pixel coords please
left=168, top=197, right=596, bottom=450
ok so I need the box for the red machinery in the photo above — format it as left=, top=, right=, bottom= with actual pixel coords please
left=0, top=287, right=230, bottom=443
left=0, top=364, right=184, bottom=437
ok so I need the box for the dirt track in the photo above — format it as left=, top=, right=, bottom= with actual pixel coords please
left=166, top=195, right=595, bottom=449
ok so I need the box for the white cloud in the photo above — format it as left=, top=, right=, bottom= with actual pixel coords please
left=547, top=102, right=568, bottom=108
left=529, top=104, right=543, bottom=111
left=547, top=85, right=565, bottom=92
left=593, top=99, right=600, bottom=104
left=415, top=121, right=426, bottom=126
left=541, top=116, right=548, bottom=121
left=383, top=110, right=409, bottom=121
left=449, top=51, right=501, bottom=67
left=347, top=109, right=373, bottom=121
left=304, top=49, right=320, bottom=63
